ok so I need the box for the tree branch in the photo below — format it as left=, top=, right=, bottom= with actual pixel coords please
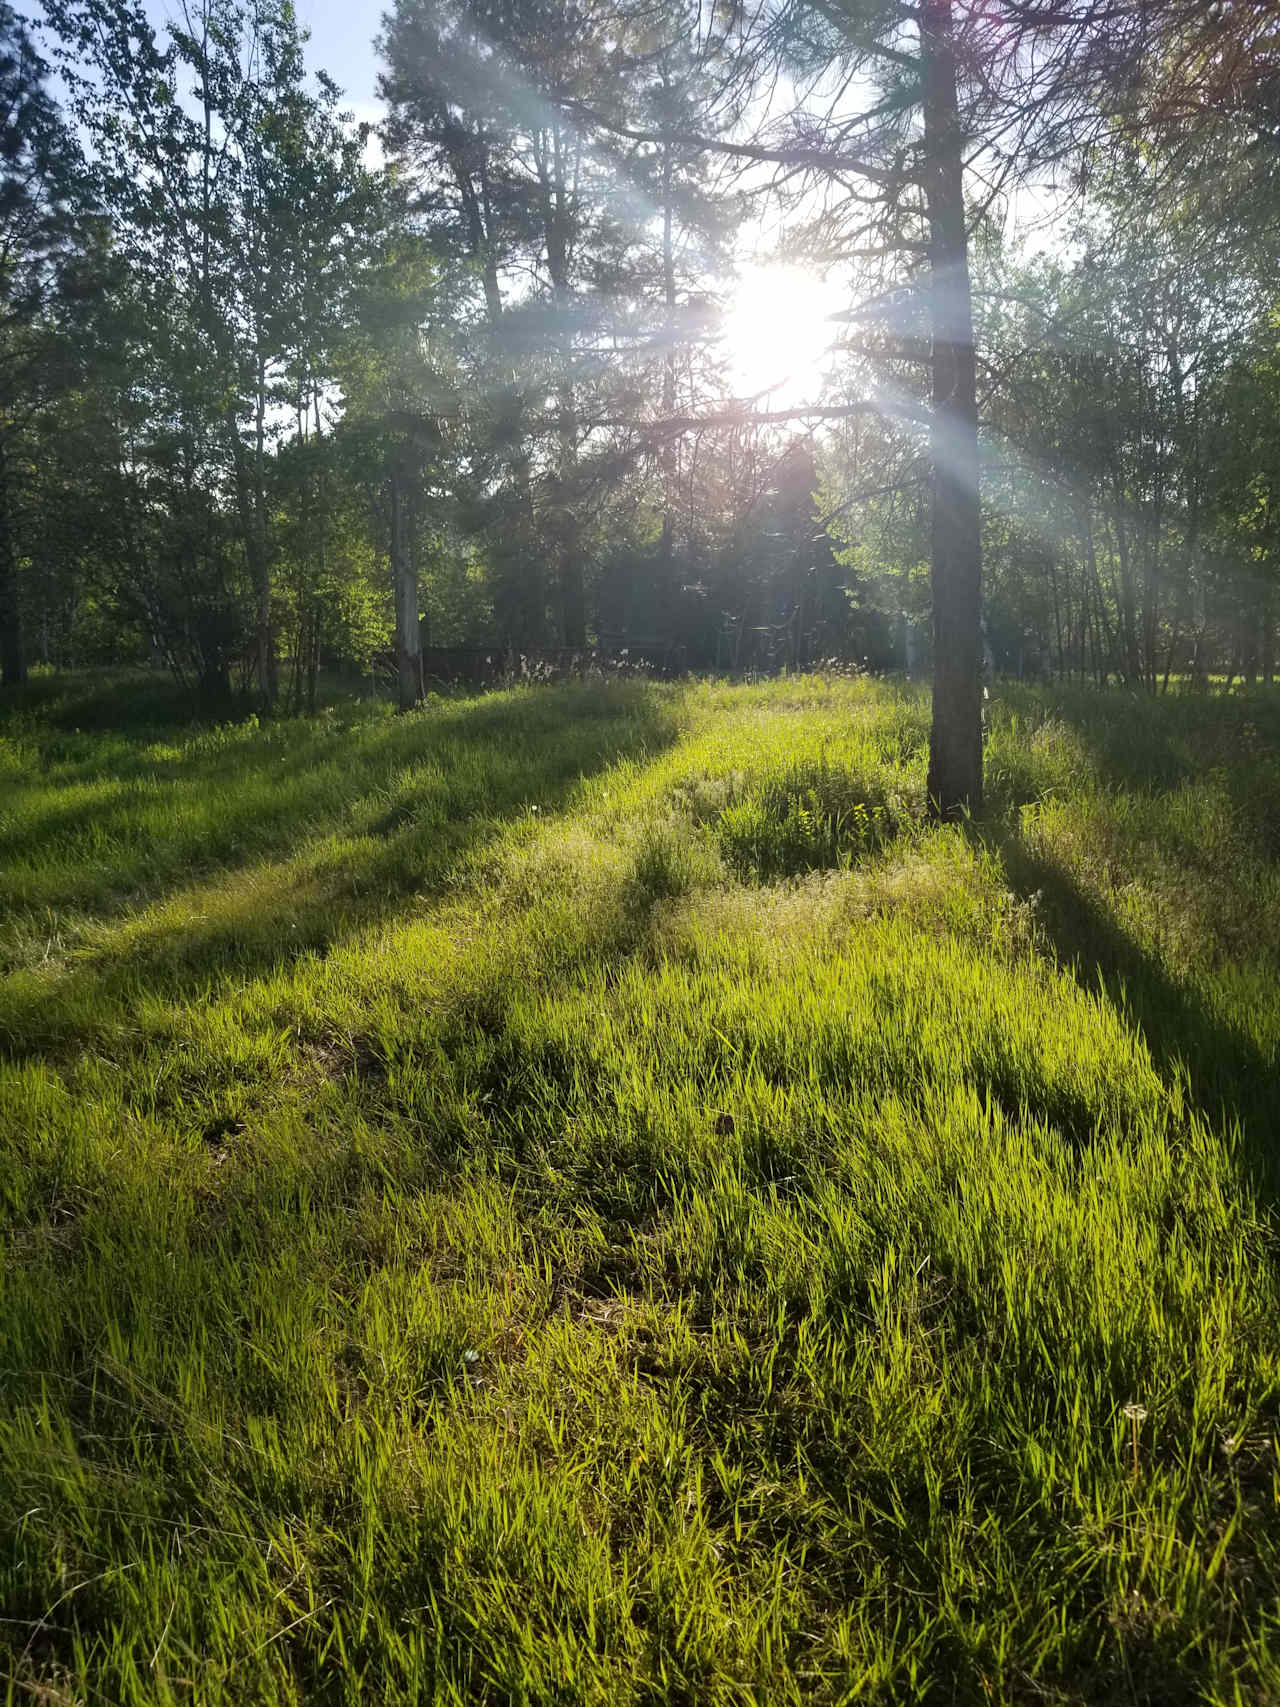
left=556, top=99, right=903, bottom=188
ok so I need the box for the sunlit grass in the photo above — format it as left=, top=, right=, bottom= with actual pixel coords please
left=1, top=670, right=1278, bottom=1704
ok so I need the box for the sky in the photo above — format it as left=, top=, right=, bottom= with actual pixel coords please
left=137, top=0, right=386, bottom=116
left=290, top=0, right=384, bottom=116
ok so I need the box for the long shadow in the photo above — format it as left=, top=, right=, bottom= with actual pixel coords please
left=1, top=682, right=669, bottom=908
left=984, top=685, right=1280, bottom=1193
left=0, top=681, right=681, bottom=1060
left=1003, top=681, right=1280, bottom=842
left=0, top=668, right=231, bottom=733
left=974, top=816, right=1280, bottom=1202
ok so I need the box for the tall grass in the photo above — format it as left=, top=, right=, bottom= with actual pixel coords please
left=1, top=670, right=1278, bottom=1704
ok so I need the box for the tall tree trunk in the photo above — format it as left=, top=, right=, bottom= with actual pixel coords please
left=491, top=439, right=544, bottom=650
left=658, top=131, right=678, bottom=610
left=1141, top=477, right=1162, bottom=695
left=255, top=565, right=274, bottom=706
left=453, top=142, right=544, bottom=646
left=1109, top=498, right=1141, bottom=686
left=1082, top=508, right=1113, bottom=685
left=255, top=355, right=277, bottom=709
left=555, top=388, right=586, bottom=650
left=0, top=440, right=26, bottom=687
left=228, top=422, right=275, bottom=711
left=923, top=0, right=982, bottom=819
left=307, top=614, right=320, bottom=716
left=1189, top=625, right=1206, bottom=692
left=539, top=125, right=586, bottom=651
left=1161, top=618, right=1181, bottom=695
left=193, top=583, right=232, bottom=713
left=390, top=461, right=422, bottom=712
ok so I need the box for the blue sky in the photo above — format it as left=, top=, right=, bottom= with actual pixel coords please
left=139, top=0, right=385, bottom=114
left=290, top=0, right=383, bottom=110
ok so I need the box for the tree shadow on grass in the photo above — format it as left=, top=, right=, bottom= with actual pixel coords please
left=972, top=816, right=1280, bottom=1202
left=0, top=668, right=230, bottom=733
left=0, top=680, right=673, bottom=906
left=981, top=684, right=1280, bottom=1194
left=1000, top=681, right=1280, bottom=834
left=0, top=680, right=681, bottom=1059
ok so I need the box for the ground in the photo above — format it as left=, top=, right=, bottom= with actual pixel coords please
left=1, top=670, right=1278, bottom=1705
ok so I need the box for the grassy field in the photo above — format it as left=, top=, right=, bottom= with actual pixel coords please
left=1, top=669, right=1279, bottom=1706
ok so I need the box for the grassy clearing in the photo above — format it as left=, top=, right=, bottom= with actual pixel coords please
left=1, top=669, right=1279, bottom=1705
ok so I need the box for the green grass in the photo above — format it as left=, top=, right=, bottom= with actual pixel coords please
left=1, top=669, right=1279, bottom=1705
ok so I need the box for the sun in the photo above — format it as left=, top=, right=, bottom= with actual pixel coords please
left=721, top=264, right=842, bottom=405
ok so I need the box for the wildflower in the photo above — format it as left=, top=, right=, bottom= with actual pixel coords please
left=1122, top=1402, right=1148, bottom=1483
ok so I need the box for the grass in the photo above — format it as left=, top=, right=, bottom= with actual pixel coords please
left=1, top=668, right=1279, bottom=1705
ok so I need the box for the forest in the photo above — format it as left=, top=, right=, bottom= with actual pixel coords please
left=2, top=0, right=1280, bottom=1702
left=0, top=0, right=1276, bottom=806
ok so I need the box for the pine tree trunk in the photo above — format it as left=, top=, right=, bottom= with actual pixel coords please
left=557, top=389, right=586, bottom=649
left=0, top=439, right=25, bottom=687
left=923, top=0, right=982, bottom=819
left=308, top=615, right=320, bottom=716
left=1083, top=513, right=1114, bottom=686
left=454, top=142, right=545, bottom=650
left=390, top=463, right=422, bottom=712
left=194, top=602, right=232, bottom=713
left=491, top=425, right=544, bottom=649
left=539, top=126, right=586, bottom=651
left=658, top=134, right=677, bottom=607
left=1242, top=582, right=1259, bottom=686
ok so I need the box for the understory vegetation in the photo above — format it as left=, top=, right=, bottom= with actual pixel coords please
left=1, top=672, right=1279, bottom=1705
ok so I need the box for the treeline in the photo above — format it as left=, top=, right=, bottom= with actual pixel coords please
left=830, top=157, right=1280, bottom=692
left=827, top=176, right=1280, bottom=691
left=0, top=0, right=1277, bottom=740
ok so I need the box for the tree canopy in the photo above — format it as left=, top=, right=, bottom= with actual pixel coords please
left=0, top=0, right=1276, bottom=806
